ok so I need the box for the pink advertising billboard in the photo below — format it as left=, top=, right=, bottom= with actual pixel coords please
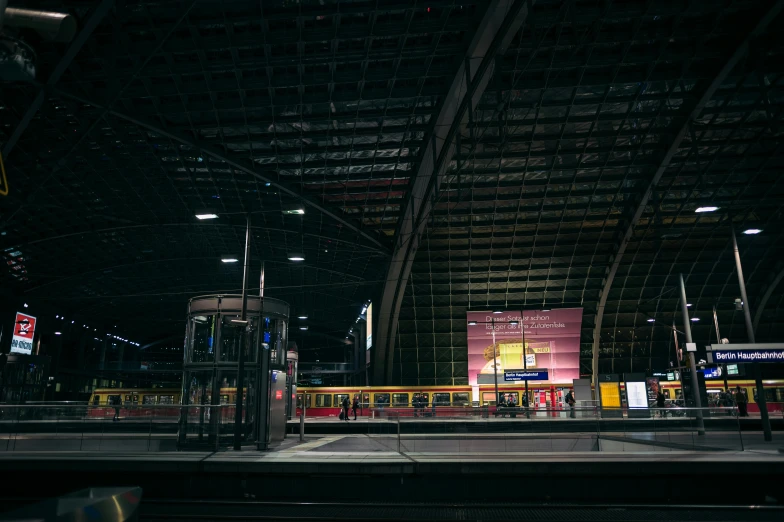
left=466, top=308, right=583, bottom=385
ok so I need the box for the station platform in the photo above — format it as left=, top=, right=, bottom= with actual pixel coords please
left=0, top=433, right=782, bottom=510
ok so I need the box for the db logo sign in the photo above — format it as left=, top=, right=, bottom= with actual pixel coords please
left=14, top=313, right=36, bottom=339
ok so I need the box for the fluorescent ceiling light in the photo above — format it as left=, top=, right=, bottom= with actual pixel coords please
left=695, top=206, right=719, bottom=213
left=195, top=213, right=218, bottom=220
left=686, top=303, right=692, bottom=307
left=299, top=326, right=308, bottom=330
left=647, top=318, right=655, bottom=322
left=468, top=321, right=477, bottom=326
left=283, top=209, right=305, bottom=215
left=221, top=258, right=239, bottom=263
left=298, top=315, right=308, bottom=320
left=691, top=317, right=700, bottom=322
left=23, top=303, right=28, bottom=308
left=54, top=332, right=62, bottom=336
left=743, top=229, right=762, bottom=235
left=493, top=311, right=503, bottom=314
left=288, top=255, right=305, bottom=261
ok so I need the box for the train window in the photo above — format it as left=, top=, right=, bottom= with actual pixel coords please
left=362, top=393, right=369, bottom=407
left=481, top=392, right=496, bottom=406
left=452, top=392, right=470, bottom=406
left=125, top=395, right=132, bottom=402
left=296, top=394, right=303, bottom=408
left=334, top=394, right=349, bottom=407
left=220, top=395, right=230, bottom=404
left=499, top=392, right=519, bottom=405
left=315, top=394, right=332, bottom=407
left=418, top=393, right=429, bottom=405
left=305, top=394, right=312, bottom=408
left=432, top=393, right=450, bottom=406
left=92, top=395, right=100, bottom=406
left=108, top=395, right=121, bottom=405
left=664, top=389, right=671, bottom=399
left=374, top=393, right=390, bottom=406
left=142, top=395, right=157, bottom=405
left=159, top=395, right=174, bottom=405
left=392, top=393, right=409, bottom=406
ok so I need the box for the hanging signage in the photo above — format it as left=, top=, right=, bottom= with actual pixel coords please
left=503, top=369, right=548, bottom=381
left=366, top=302, right=373, bottom=350
left=707, top=343, right=784, bottom=363
left=11, top=312, right=36, bottom=354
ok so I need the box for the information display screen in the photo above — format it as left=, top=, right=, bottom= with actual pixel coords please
left=599, top=382, right=621, bottom=408
left=626, top=381, right=648, bottom=408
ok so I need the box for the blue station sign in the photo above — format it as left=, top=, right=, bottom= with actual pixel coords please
left=712, top=349, right=784, bottom=363
left=504, top=369, right=548, bottom=381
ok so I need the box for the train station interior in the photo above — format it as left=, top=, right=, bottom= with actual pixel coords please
left=1, top=0, right=784, bottom=520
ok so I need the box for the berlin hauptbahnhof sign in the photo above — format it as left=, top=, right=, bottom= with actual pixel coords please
left=707, top=343, right=784, bottom=364
left=504, top=369, right=549, bottom=381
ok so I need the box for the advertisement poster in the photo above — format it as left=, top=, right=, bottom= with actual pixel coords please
left=646, top=378, right=660, bottom=403
left=466, top=308, right=583, bottom=385
left=11, top=312, right=36, bottom=355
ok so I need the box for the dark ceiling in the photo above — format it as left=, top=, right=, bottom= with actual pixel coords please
left=1, top=0, right=784, bottom=381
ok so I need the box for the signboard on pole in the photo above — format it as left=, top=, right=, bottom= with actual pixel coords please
left=11, top=312, right=36, bottom=354
left=503, top=369, right=548, bottom=381
left=707, top=343, right=784, bottom=364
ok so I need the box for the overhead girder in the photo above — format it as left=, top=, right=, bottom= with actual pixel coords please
left=590, top=0, right=784, bottom=394
left=49, top=87, right=391, bottom=255
left=373, top=0, right=534, bottom=384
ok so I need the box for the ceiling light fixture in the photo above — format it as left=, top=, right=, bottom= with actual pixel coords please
left=686, top=303, right=692, bottom=307
left=691, top=317, right=700, bottom=322
left=493, top=311, right=503, bottom=314
left=221, top=258, right=239, bottom=263
left=54, top=332, right=61, bottom=336
left=695, top=206, right=719, bottom=213
left=743, top=229, right=762, bottom=235
left=468, top=321, right=477, bottom=326
left=647, top=318, right=655, bottom=323
left=288, top=255, right=305, bottom=261
left=299, top=326, right=308, bottom=330
left=195, top=213, right=218, bottom=220
left=283, top=209, right=305, bottom=215
left=298, top=315, right=308, bottom=320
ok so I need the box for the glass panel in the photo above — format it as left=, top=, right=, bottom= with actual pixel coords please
left=191, top=315, right=216, bottom=363
left=142, top=395, right=156, bottom=405
left=373, top=393, right=390, bottom=406
left=315, top=394, right=331, bottom=407
left=392, top=393, right=409, bottom=406
left=159, top=395, right=174, bottom=404
left=185, top=370, right=214, bottom=406
left=334, top=394, right=349, bottom=407
left=305, top=393, right=312, bottom=408
left=220, top=316, right=243, bottom=362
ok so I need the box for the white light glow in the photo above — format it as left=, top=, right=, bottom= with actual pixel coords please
left=695, top=206, right=719, bottom=213
left=743, top=229, right=762, bottom=235
left=283, top=209, right=305, bottom=215
left=298, top=315, right=308, bottom=319
left=288, top=256, right=305, bottom=261
left=221, top=258, right=239, bottom=263
left=54, top=332, right=61, bottom=336
left=195, top=213, right=219, bottom=220
left=691, top=317, right=700, bottom=322
left=647, top=318, right=655, bottom=322
left=299, top=326, right=308, bottom=330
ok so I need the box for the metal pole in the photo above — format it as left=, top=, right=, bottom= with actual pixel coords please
left=713, top=306, right=729, bottom=392
left=299, top=401, right=305, bottom=442
left=678, top=274, right=705, bottom=436
left=234, top=215, right=251, bottom=450
left=491, top=318, right=499, bottom=406
left=521, top=313, right=528, bottom=403
left=731, top=227, right=772, bottom=441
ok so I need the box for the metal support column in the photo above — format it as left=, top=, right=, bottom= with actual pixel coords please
left=234, top=216, right=251, bottom=450
left=731, top=227, right=772, bottom=441
left=678, top=274, right=705, bottom=436
left=713, top=306, right=729, bottom=393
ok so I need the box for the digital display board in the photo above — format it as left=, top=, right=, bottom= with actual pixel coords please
left=727, top=364, right=739, bottom=375
left=366, top=302, right=372, bottom=350
left=599, top=382, right=621, bottom=408
left=626, top=381, right=648, bottom=408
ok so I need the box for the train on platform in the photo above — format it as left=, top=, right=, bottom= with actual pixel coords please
left=90, top=379, right=784, bottom=418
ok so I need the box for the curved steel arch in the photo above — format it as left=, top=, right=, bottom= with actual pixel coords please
left=373, top=0, right=533, bottom=384
left=591, top=0, right=784, bottom=392
left=47, top=88, right=390, bottom=255
left=753, top=264, right=784, bottom=335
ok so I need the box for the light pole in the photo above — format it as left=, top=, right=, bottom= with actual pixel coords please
left=234, top=215, right=252, bottom=450
left=678, top=274, right=705, bottom=436
left=730, top=226, right=772, bottom=441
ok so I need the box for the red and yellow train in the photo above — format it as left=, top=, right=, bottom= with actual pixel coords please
left=89, top=380, right=784, bottom=418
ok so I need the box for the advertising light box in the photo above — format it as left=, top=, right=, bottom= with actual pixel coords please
left=11, top=312, right=36, bottom=355
left=466, top=308, right=583, bottom=385
left=626, top=381, right=648, bottom=409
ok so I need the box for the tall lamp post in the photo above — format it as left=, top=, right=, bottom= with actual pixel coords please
left=730, top=226, right=772, bottom=441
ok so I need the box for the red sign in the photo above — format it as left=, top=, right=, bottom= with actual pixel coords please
left=275, top=390, right=283, bottom=400
left=11, top=312, right=37, bottom=354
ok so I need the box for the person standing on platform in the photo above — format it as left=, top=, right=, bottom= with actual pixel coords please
left=352, top=395, right=359, bottom=421
left=112, top=396, right=121, bottom=421
left=522, top=392, right=530, bottom=419
left=734, top=386, right=747, bottom=417
left=342, top=396, right=350, bottom=422
left=656, top=389, right=666, bottom=417
left=724, top=389, right=734, bottom=416
left=565, top=390, right=576, bottom=418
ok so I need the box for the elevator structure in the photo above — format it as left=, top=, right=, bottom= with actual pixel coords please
left=177, top=294, right=290, bottom=449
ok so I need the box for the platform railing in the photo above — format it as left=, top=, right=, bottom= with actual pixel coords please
left=0, top=404, right=231, bottom=452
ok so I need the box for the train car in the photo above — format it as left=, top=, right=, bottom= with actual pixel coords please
left=90, top=388, right=181, bottom=418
